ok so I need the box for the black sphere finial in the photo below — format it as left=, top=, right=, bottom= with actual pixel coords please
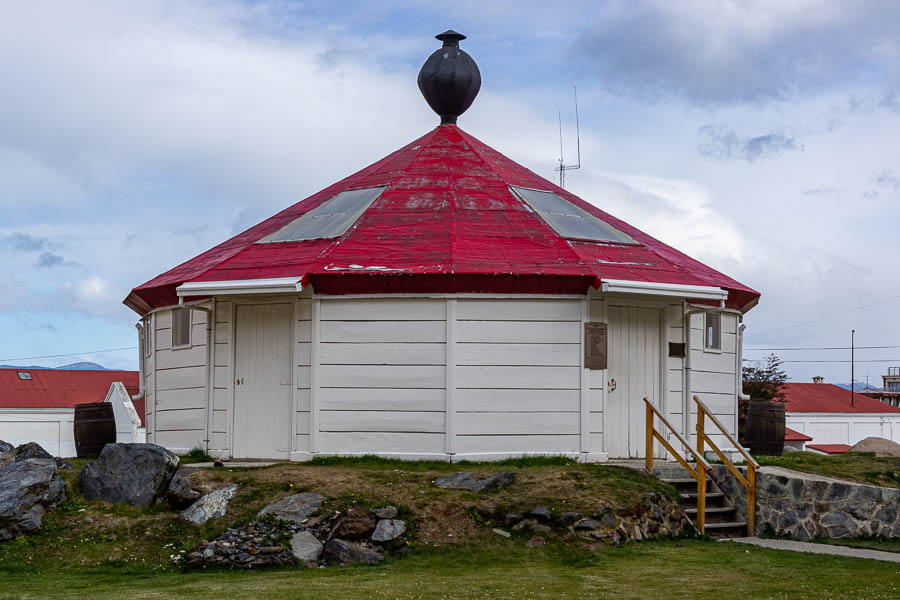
left=417, top=30, right=481, bottom=125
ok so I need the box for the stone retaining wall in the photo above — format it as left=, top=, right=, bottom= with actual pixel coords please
left=712, top=466, right=900, bottom=540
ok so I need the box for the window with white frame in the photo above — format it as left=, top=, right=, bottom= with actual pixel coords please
left=172, top=308, right=191, bottom=348
left=704, top=312, right=721, bottom=351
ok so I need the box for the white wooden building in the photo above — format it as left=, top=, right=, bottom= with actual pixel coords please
left=783, top=382, right=900, bottom=447
left=0, top=368, right=142, bottom=457
left=124, top=32, right=759, bottom=462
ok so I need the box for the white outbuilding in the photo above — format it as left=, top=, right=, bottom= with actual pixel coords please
left=123, top=31, right=760, bottom=462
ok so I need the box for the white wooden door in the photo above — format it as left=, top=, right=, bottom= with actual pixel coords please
left=604, top=305, right=662, bottom=458
left=233, top=303, right=293, bottom=458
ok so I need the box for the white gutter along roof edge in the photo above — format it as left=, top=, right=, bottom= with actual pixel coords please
left=177, top=277, right=305, bottom=297
left=600, top=279, right=728, bottom=301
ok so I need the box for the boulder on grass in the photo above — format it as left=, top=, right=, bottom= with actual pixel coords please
left=257, top=492, right=325, bottom=524
left=290, top=530, right=323, bottom=562
left=330, top=506, right=376, bottom=541
left=433, top=471, right=515, bottom=493
left=14, top=442, right=53, bottom=462
left=322, top=539, right=383, bottom=565
left=181, top=484, right=238, bottom=525
left=371, top=519, right=405, bottom=542
left=80, top=443, right=179, bottom=507
left=166, top=473, right=201, bottom=508
left=849, top=437, right=900, bottom=458
left=0, top=459, right=66, bottom=541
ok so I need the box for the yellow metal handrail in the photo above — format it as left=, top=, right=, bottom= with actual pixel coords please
left=693, top=395, right=759, bottom=536
left=644, top=397, right=713, bottom=534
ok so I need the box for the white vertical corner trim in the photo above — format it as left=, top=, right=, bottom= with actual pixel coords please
left=310, top=298, right=321, bottom=453
left=446, top=298, right=457, bottom=454
left=579, top=297, right=590, bottom=453
left=291, top=297, right=300, bottom=453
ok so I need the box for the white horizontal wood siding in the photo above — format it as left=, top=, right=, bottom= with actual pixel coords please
left=786, top=413, right=900, bottom=446
left=296, top=294, right=312, bottom=453
left=454, top=298, right=582, bottom=455
left=210, top=300, right=233, bottom=454
left=689, top=311, right=739, bottom=450
left=150, top=307, right=208, bottom=452
left=317, top=298, right=447, bottom=455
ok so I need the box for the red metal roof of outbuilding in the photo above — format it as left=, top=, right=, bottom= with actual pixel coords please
left=0, top=369, right=142, bottom=426
left=782, top=383, right=900, bottom=414
left=784, top=427, right=813, bottom=442
left=806, top=444, right=851, bottom=454
left=124, top=125, right=760, bottom=315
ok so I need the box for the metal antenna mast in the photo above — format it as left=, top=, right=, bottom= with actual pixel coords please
left=555, top=86, right=581, bottom=189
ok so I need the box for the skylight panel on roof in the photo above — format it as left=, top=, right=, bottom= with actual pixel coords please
left=17, top=371, right=31, bottom=380
left=258, top=186, right=386, bottom=243
left=510, top=186, right=636, bottom=244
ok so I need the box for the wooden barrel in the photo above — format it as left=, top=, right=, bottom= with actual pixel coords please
left=74, top=402, right=116, bottom=457
left=744, top=401, right=785, bottom=456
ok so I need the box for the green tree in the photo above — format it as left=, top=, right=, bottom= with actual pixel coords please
left=739, top=354, right=788, bottom=443
left=742, top=353, right=788, bottom=402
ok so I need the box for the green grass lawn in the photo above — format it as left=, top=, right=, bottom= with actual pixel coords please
left=1, top=539, right=897, bottom=599
left=756, top=451, right=900, bottom=488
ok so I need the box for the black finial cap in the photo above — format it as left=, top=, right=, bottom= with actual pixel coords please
left=418, top=30, right=481, bottom=125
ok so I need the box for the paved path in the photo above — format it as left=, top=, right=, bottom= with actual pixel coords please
left=723, top=537, right=900, bottom=563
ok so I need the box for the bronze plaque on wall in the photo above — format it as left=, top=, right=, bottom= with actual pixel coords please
left=584, top=322, right=608, bottom=370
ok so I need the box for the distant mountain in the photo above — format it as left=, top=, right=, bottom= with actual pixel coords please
left=0, top=361, right=108, bottom=371
left=56, top=362, right=107, bottom=370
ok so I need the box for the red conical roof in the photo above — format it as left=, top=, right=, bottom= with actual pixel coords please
left=125, top=125, right=759, bottom=315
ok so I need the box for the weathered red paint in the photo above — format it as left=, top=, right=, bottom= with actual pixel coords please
left=125, top=125, right=760, bottom=315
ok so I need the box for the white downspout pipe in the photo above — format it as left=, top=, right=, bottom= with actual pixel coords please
left=132, top=322, right=145, bottom=403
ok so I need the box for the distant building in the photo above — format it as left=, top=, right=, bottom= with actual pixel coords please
left=0, top=368, right=142, bottom=456
left=782, top=378, right=900, bottom=451
left=784, top=427, right=812, bottom=452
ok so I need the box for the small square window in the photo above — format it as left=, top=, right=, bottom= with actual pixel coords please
left=704, top=312, right=721, bottom=351
left=172, top=308, right=191, bottom=348
left=17, top=371, right=32, bottom=380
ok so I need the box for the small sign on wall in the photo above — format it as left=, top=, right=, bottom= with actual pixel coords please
left=584, top=322, right=608, bottom=370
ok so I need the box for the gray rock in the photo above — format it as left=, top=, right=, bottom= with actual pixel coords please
left=527, top=536, right=545, bottom=548
left=257, top=492, right=325, bottom=523
left=560, top=511, right=583, bottom=526
left=492, top=528, right=511, bottom=538
left=166, top=473, right=200, bottom=508
left=826, top=483, right=851, bottom=501
left=14, top=442, right=53, bottom=462
left=0, top=452, right=13, bottom=470
left=504, top=513, right=524, bottom=526
left=79, top=443, right=179, bottom=507
left=0, top=440, right=13, bottom=453
left=851, top=486, right=880, bottom=502
left=290, top=530, right=323, bottom=562
left=373, top=505, right=398, bottom=520
left=0, top=459, right=66, bottom=541
left=575, top=519, right=603, bottom=531
left=322, top=539, right=383, bottom=565
left=53, top=457, right=72, bottom=471
left=593, top=505, right=618, bottom=527
left=528, top=507, right=552, bottom=522
left=371, top=519, right=405, bottom=542
left=788, top=478, right=804, bottom=503
left=181, top=484, right=238, bottom=525
left=875, top=503, right=896, bottom=523
left=433, top=471, right=515, bottom=493
left=820, top=511, right=848, bottom=527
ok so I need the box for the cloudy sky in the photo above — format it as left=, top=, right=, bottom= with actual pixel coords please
left=2, top=0, right=899, bottom=385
